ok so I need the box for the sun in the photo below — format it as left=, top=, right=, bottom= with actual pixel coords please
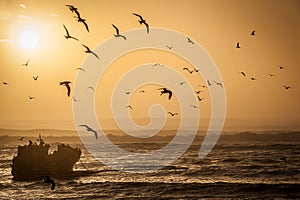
left=19, top=29, right=40, bottom=49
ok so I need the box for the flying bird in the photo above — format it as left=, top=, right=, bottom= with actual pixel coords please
left=112, top=24, right=126, bottom=40
left=166, top=45, right=173, bottom=50
left=18, top=137, right=24, bottom=141
left=75, top=16, right=89, bottom=32
left=267, top=73, right=276, bottom=77
left=199, top=84, right=207, bottom=88
left=183, top=67, right=193, bottom=74
left=76, top=67, right=85, bottom=71
left=28, top=96, right=35, bottom=100
left=236, top=42, right=241, bottom=48
left=125, top=105, right=133, bottom=110
left=179, top=81, right=186, bottom=86
left=207, top=80, right=212, bottom=86
left=195, top=90, right=202, bottom=94
left=22, top=60, right=30, bottom=66
left=194, top=68, right=200, bottom=72
left=190, top=105, right=200, bottom=109
left=125, top=91, right=131, bottom=95
left=239, top=71, right=246, bottom=77
left=88, top=86, right=95, bottom=91
left=79, top=125, right=98, bottom=139
left=72, top=96, right=78, bottom=101
left=139, top=90, right=146, bottom=93
left=65, top=4, right=80, bottom=17
left=279, top=65, right=284, bottom=70
left=187, top=37, right=194, bottom=45
left=197, top=96, right=204, bottom=101
left=132, top=13, right=149, bottom=33
left=214, top=80, right=223, bottom=88
left=158, top=88, right=172, bottom=100
left=250, top=77, right=257, bottom=81
left=3, top=82, right=8, bottom=85
left=33, top=76, right=39, bottom=81
left=283, top=85, right=291, bottom=90
left=82, top=44, right=99, bottom=59
left=59, top=81, right=71, bottom=97
left=63, top=24, right=78, bottom=41
left=168, top=112, right=178, bottom=116
left=251, top=30, right=256, bottom=36
left=43, top=176, right=56, bottom=191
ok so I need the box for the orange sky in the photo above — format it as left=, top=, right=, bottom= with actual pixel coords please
left=0, top=0, right=299, bottom=130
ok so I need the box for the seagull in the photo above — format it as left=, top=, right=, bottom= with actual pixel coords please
left=183, top=67, right=193, bottom=74
left=82, top=44, right=99, bottom=59
left=65, top=4, right=80, bottom=17
left=125, top=91, right=131, bottom=95
left=3, top=82, right=8, bottom=85
left=187, top=37, right=194, bottom=45
left=239, top=71, right=246, bottom=77
left=132, top=13, right=149, bottom=33
left=251, top=30, right=256, bottom=36
left=43, top=176, right=56, bottom=191
left=283, top=85, right=291, bottom=90
left=72, top=96, right=78, bottom=101
left=194, top=68, right=200, bottom=72
left=267, top=73, right=276, bottom=77
left=139, top=90, right=146, bottom=93
left=63, top=24, right=79, bottom=41
left=76, top=67, right=85, bottom=72
left=236, top=42, right=241, bottom=48
left=166, top=45, right=173, bottom=50
left=75, top=16, right=89, bottom=32
left=79, top=125, right=98, bottom=139
left=88, top=86, right=95, bottom=92
left=125, top=105, right=133, bottom=110
left=199, top=84, right=207, bottom=88
left=250, top=77, right=257, bottom=81
left=33, top=76, right=39, bottom=81
left=197, top=96, right=204, bottom=101
left=22, top=60, right=30, bottom=66
left=195, top=90, right=202, bottom=94
left=207, top=80, right=212, bottom=86
left=214, top=80, right=223, bottom=88
left=59, top=81, right=71, bottom=97
left=168, top=112, right=178, bottom=116
left=18, top=137, right=24, bottom=141
left=158, top=88, right=172, bottom=100
left=153, top=63, right=164, bottom=68
left=179, top=81, right=186, bottom=86
left=112, top=24, right=126, bottom=40
left=279, top=65, right=284, bottom=70
left=190, top=105, right=200, bottom=109
left=28, top=96, right=35, bottom=100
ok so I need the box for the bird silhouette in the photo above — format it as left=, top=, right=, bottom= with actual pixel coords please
left=33, top=76, right=39, bottom=81
left=166, top=45, right=173, bottom=50
left=195, top=90, right=202, bottom=94
left=3, top=82, right=8, bottom=85
left=75, top=16, right=89, bottom=32
left=88, top=86, right=95, bottom=92
left=179, top=81, right=186, bottom=85
left=125, top=91, right=131, bottom=95
left=197, top=96, right=203, bottom=101
left=22, top=60, right=30, bottom=66
left=199, top=84, right=207, bottom=88
left=279, top=65, right=284, bottom=70
left=187, top=37, right=194, bottom=45
left=239, top=71, right=246, bottom=77
left=28, top=96, right=35, bottom=100
left=158, top=88, right=172, bottom=100
left=79, top=125, right=98, bottom=139
left=284, top=85, right=291, bottom=90
left=43, top=176, right=56, bottom=191
left=125, top=105, right=133, bottom=110
left=139, top=90, right=146, bottom=93
left=250, top=77, right=257, bottom=81
left=190, top=105, right=199, bottom=109
left=207, top=80, right=212, bottom=86
left=63, top=24, right=78, bottom=41
left=236, top=42, right=241, bottom=48
left=82, top=44, right=99, bottom=59
left=59, top=81, right=71, bottom=97
left=72, top=96, right=78, bottom=101
left=183, top=67, right=193, bottom=74
left=112, top=24, right=126, bottom=40
left=194, top=68, right=199, bottom=72
left=214, top=80, right=223, bottom=88
left=251, top=30, right=256, bottom=36
left=18, top=137, right=24, bottom=141
left=267, top=73, right=276, bottom=77
left=132, top=13, right=149, bottom=33
left=76, top=67, right=85, bottom=72
left=168, top=112, right=178, bottom=116
left=65, top=4, right=80, bottom=17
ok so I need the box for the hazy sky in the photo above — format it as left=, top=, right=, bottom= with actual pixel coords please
left=0, top=0, right=299, bottom=130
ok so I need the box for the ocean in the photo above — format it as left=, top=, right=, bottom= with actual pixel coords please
left=0, top=131, right=299, bottom=199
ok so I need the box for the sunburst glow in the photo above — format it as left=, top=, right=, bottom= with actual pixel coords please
left=19, top=30, right=40, bottom=49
